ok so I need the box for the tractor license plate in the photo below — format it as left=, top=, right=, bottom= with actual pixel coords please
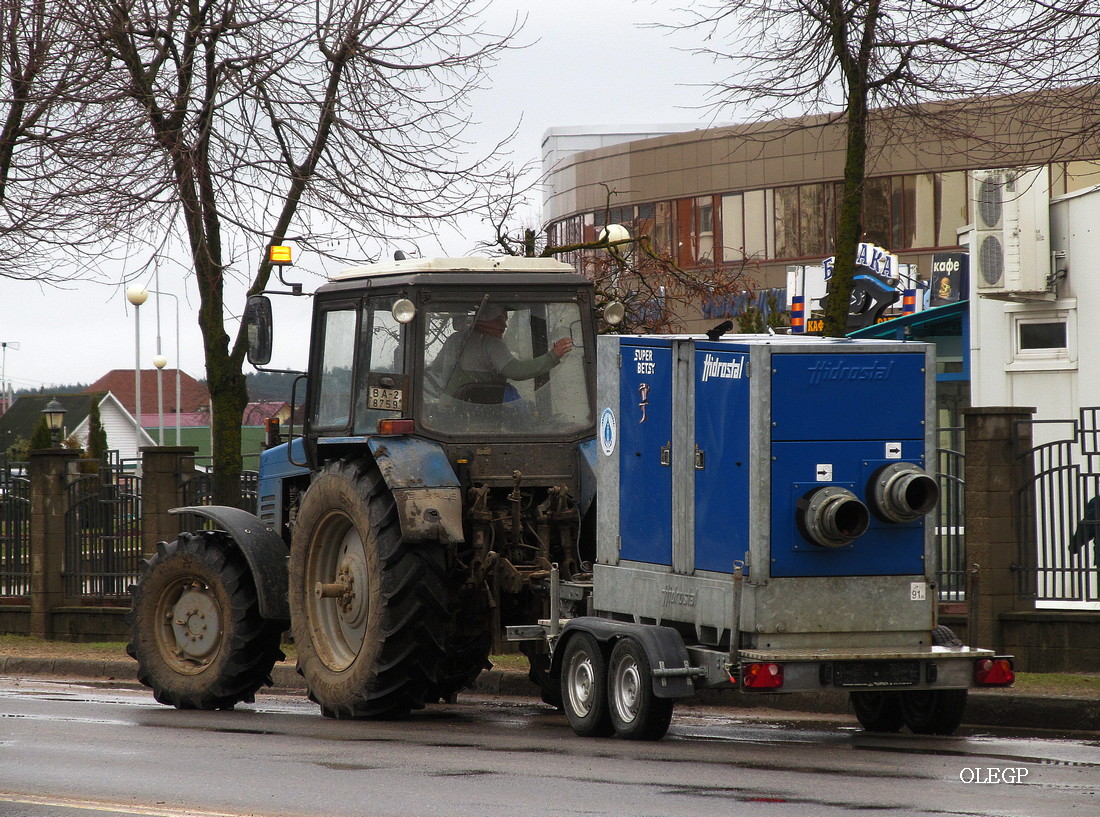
left=368, top=387, right=403, bottom=411
left=831, top=660, right=921, bottom=688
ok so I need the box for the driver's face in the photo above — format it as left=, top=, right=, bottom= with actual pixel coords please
left=475, top=312, right=508, bottom=338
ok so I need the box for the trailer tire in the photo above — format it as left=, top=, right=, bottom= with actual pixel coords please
left=607, top=637, right=674, bottom=741
left=290, top=458, right=448, bottom=718
left=127, top=531, right=285, bottom=710
left=849, top=691, right=905, bottom=732
left=900, top=689, right=968, bottom=735
left=561, top=632, right=613, bottom=737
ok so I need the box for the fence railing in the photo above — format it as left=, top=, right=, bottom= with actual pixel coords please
left=1015, top=408, right=1100, bottom=603
left=935, top=426, right=966, bottom=602
left=64, top=458, right=143, bottom=599
left=0, top=455, right=30, bottom=597
left=0, top=451, right=260, bottom=604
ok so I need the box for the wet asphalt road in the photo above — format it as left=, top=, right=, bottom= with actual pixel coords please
left=0, top=679, right=1096, bottom=817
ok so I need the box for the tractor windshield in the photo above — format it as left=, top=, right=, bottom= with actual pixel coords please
left=421, top=299, right=592, bottom=436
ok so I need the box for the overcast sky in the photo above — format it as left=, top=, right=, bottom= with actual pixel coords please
left=1, top=0, right=732, bottom=392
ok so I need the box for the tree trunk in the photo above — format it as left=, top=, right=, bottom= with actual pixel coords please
left=194, top=249, right=247, bottom=508
left=823, top=92, right=868, bottom=338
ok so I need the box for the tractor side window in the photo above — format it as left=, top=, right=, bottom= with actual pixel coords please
left=312, top=308, right=357, bottom=429
left=354, top=298, right=406, bottom=434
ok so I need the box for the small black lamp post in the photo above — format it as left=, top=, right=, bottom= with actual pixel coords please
left=42, top=399, right=66, bottom=446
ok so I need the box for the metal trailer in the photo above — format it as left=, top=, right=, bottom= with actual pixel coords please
left=520, top=334, right=1013, bottom=740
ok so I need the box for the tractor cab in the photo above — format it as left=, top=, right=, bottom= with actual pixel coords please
left=248, top=256, right=603, bottom=469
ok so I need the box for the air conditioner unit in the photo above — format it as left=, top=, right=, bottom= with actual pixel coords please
left=969, top=167, right=1053, bottom=301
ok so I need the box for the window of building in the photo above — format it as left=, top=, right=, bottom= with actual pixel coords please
left=1007, top=301, right=1077, bottom=371
left=1019, top=321, right=1067, bottom=351
left=743, top=189, right=767, bottom=259
left=892, top=176, right=916, bottom=249
left=652, top=201, right=673, bottom=256
left=774, top=186, right=799, bottom=259
left=721, top=194, right=745, bottom=263
left=801, top=184, right=826, bottom=257
left=695, top=196, right=716, bottom=265
left=672, top=197, right=718, bottom=267
left=935, top=172, right=968, bottom=247
left=862, top=177, right=892, bottom=248
left=773, top=183, right=830, bottom=259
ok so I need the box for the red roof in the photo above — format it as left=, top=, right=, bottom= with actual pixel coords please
left=241, top=402, right=290, bottom=425
left=87, top=369, right=210, bottom=415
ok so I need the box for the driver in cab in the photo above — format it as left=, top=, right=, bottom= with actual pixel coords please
left=444, top=304, right=573, bottom=403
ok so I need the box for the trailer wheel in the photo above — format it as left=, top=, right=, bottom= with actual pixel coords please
left=607, top=637, right=674, bottom=741
left=899, top=689, right=968, bottom=735
left=849, top=691, right=905, bottom=732
left=561, top=632, right=613, bottom=737
left=127, top=531, right=285, bottom=710
left=290, top=458, right=448, bottom=718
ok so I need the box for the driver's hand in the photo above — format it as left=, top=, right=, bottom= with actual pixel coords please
left=552, top=337, right=573, bottom=359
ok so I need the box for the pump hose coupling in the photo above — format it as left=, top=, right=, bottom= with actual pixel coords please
left=867, top=462, right=940, bottom=523
left=796, top=486, right=870, bottom=548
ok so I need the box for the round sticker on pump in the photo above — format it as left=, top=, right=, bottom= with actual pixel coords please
left=599, top=407, right=617, bottom=456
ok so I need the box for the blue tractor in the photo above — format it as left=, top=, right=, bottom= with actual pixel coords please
left=127, top=257, right=619, bottom=717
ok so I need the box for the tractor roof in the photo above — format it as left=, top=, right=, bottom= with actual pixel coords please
left=331, top=256, right=576, bottom=281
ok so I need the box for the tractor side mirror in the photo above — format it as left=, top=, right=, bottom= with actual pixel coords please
left=245, top=294, right=274, bottom=366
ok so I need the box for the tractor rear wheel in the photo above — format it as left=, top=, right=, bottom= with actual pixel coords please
left=290, top=458, right=448, bottom=718
left=127, top=530, right=285, bottom=710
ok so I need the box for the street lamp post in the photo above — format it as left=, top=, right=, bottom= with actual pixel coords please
left=42, top=399, right=66, bottom=447
left=153, top=354, right=167, bottom=444
left=148, top=289, right=182, bottom=446
left=126, top=286, right=149, bottom=461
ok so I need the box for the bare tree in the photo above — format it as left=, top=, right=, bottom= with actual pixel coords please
left=484, top=183, right=753, bottom=334
left=58, top=0, right=517, bottom=503
left=0, top=0, right=108, bottom=278
left=667, top=0, right=1092, bottom=336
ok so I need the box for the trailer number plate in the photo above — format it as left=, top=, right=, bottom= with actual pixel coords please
left=368, top=387, right=403, bottom=411
left=831, top=660, right=921, bottom=688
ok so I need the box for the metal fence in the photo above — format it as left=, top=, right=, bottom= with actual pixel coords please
left=64, top=454, right=143, bottom=599
left=176, top=468, right=259, bottom=534
left=0, top=455, right=30, bottom=597
left=935, top=426, right=967, bottom=602
left=1014, top=407, right=1100, bottom=603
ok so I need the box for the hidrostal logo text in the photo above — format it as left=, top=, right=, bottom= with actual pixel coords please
left=807, top=359, right=894, bottom=386
left=701, top=353, right=746, bottom=382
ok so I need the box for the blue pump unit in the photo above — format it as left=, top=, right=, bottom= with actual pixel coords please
left=594, top=334, right=939, bottom=650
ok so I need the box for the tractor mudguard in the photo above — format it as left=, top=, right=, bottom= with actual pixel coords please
left=168, top=505, right=290, bottom=622
left=367, top=437, right=464, bottom=544
left=553, top=618, right=696, bottom=699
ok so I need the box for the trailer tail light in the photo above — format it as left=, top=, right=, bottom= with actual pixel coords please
left=377, top=419, right=415, bottom=435
left=974, top=657, right=1015, bottom=687
left=741, top=662, right=784, bottom=689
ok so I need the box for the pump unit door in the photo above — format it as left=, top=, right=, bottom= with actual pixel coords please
left=617, top=342, right=673, bottom=566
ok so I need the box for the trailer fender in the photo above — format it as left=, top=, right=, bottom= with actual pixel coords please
left=554, top=618, right=696, bottom=699
left=367, top=437, right=464, bottom=544
left=168, top=505, right=290, bottom=622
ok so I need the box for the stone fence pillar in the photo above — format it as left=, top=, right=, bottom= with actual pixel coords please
left=141, top=446, right=199, bottom=557
left=963, top=406, right=1037, bottom=655
left=28, top=448, right=81, bottom=640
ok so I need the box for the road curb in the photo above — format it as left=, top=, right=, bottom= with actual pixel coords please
left=4, top=656, right=1097, bottom=732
